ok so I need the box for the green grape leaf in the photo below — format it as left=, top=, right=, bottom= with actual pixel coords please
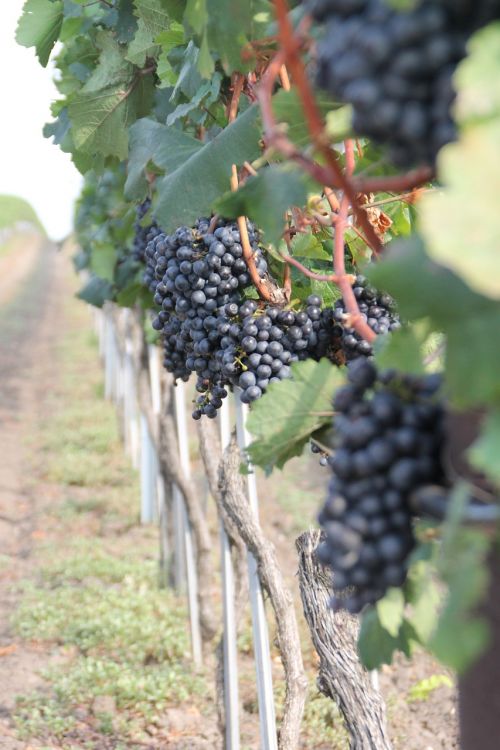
left=16, top=0, right=63, bottom=67
left=162, top=0, right=186, bottom=22
left=405, top=559, right=441, bottom=643
left=272, top=89, right=348, bottom=148
left=205, top=0, right=269, bottom=74
left=374, top=327, right=425, bottom=375
left=419, top=123, right=500, bottom=301
left=171, top=41, right=203, bottom=98
left=215, top=165, right=310, bottom=248
left=116, top=281, right=153, bottom=307
left=155, top=105, right=261, bottom=231
left=68, top=32, right=155, bottom=159
left=367, top=238, right=500, bottom=408
left=417, top=27, right=500, bottom=300
left=184, top=0, right=207, bottom=34
left=166, top=73, right=221, bottom=125
left=197, top=28, right=214, bottom=77
left=454, top=24, right=500, bottom=127
left=156, top=25, right=185, bottom=87
left=291, top=232, right=332, bottom=263
left=246, top=359, right=342, bottom=472
left=429, top=485, right=491, bottom=672
left=468, top=410, right=500, bottom=490
left=126, top=117, right=202, bottom=200
left=115, top=0, right=139, bottom=43
left=77, top=276, right=114, bottom=308
left=126, top=0, right=171, bottom=66
left=69, top=73, right=154, bottom=159
left=376, top=588, right=405, bottom=638
left=358, top=608, right=418, bottom=670
left=90, top=244, right=116, bottom=281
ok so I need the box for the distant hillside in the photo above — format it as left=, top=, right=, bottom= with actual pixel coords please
left=0, top=195, right=46, bottom=236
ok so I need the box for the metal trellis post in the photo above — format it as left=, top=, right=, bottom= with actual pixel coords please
left=219, top=398, right=240, bottom=750
left=173, top=380, right=203, bottom=667
left=234, top=390, right=278, bottom=750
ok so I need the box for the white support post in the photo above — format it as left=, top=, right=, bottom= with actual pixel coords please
left=123, top=314, right=140, bottom=469
left=234, top=390, right=278, bottom=750
left=104, top=312, right=115, bottom=401
left=173, top=381, right=203, bottom=667
left=140, top=413, right=156, bottom=524
left=219, top=398, right=240, bottom=750
left=148, top=345, right=170, bottom=581
left=97, top=307, right=105, bottom=360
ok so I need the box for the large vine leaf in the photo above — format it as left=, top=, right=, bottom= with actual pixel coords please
left=272, top=89, right=349, bottom=149
left=154, top=105, right=261, bottom=230
left=126, top=117, right=202, bottom=200
left=69, top=75, right=154, bottom=159
left=68, top=34, right=155, bottom=159
left=429, top=485, right=491, bottom=672
left=246, top=359, right=342, bottom=472
left=16, top=0, right=64, bottom=67
left=367, top=238, right=500, bottom=408
left=418, top=26, right=500, bottom=300
left=358, top=609, right=418, bottom=670
left=77, top=276, right=114, bottom=307
left=126, top=0, right=171, bottom=67
left=468, top=410, right=500, bottom=490
left=215, top=165, right=310, bottom=248
left=205, top=0, right=269, bottom=74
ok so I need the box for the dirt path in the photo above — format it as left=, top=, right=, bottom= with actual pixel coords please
left=0, top=237, right=66, bottom=748
left=0, top=234, right=43, bottom=308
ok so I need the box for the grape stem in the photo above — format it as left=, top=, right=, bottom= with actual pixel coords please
left=226, top=72, right=245, bottom=123
left=282, top=254, right=347, bottom=284
left=332, top=193, right=377, bottom=343
left=230, top=165, right=284, bottom=304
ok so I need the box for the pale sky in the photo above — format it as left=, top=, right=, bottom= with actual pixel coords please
left=0, top=3, right=83, bottom=240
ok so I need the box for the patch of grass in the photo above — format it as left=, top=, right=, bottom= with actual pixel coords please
left=38, top=321, right=137, bottom=495
left=273, top=679, right=349, bottom=749
left=13, top=547, right=205, bottom=743
left=51, top=496, right=108, bottom=520
left=408, top=674, right=454, bottom=702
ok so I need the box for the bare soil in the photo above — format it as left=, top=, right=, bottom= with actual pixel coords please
left=0, top=237, right=459, bottom=749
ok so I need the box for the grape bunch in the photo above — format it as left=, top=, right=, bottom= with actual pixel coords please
left=317, top=358, right=444, bottom=613
left=308, top=0, right=499, bottom=167
left=193, top=295, right=326, bottom=413
left=333, top=274, right=401, bottom=360
left=145, top=217, right=266, bottom=382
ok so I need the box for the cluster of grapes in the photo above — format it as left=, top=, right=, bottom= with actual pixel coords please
left=140, top=212, right=360, bottom=417
left=308, top=0, right=500, bottom=167
left=131, top=198, right=161, bottom=267
left=333, top=274, right=401, bottom=360
left=140, top=210, right=403, bottom=418
left=144, top=217, right=268, bottom=406
left=192, top=295, right=328, bottom=413
left=317, top=358, right=444, bottom=613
